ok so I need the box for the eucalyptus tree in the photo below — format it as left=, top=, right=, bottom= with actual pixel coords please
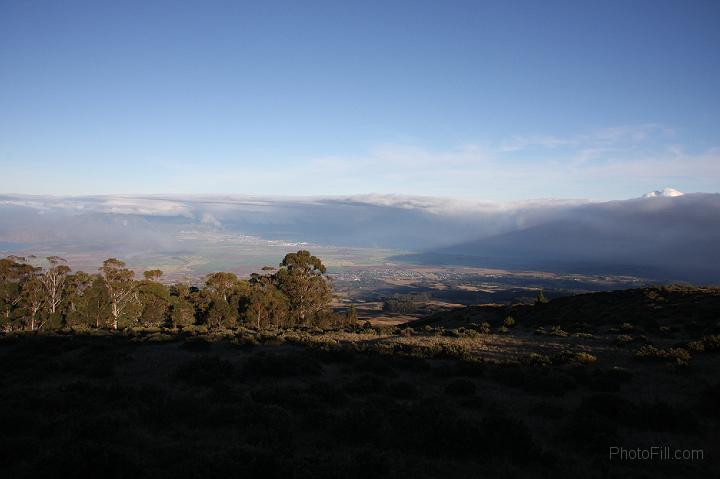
left=63, top=271, right=92, bottom=323
left=169, top=296, right=195, bottom=328
left=138, top=270, right=170, bottom=327
left=21, top=275, right=45, bottom=331
left=345, top=304, right=359, bottom=327
left=274, top=250, right=332, bottom=326
left=99, top=258, right=138, bottom=330
left=246, top=273, right=288, bottom=329
left=41, top=256, right=71, bottom=315
left=75, top=276, right=111, bottom=328
left=143, top=269, right=163, bottom=281
left=203, top=272, right=251, bottom=329
left=0, top=256, right=36, bottom=328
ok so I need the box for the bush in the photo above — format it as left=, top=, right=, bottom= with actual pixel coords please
left=521, top=352, right=552, bottom=367
left=503, top=316, right=515, bottom=327
left=615, top=334, right=633, bottom=346
left=634, top=345, right=691, bottom=364
left=574, top=332, right=595, bottom=339
left=552, top=350, right=597, bottom=365
left=701, top=335, right=720, bottom=352
left=548, top=326, right=569, bottom=337
left=399, top=327, right=414, bottom=337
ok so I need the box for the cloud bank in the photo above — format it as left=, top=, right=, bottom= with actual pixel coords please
left=1, top=191, right=719, bottom=282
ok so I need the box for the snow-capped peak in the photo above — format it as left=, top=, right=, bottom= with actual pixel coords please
left=643, top=187, right=684, bottom=198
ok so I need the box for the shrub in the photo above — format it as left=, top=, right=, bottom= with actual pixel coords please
left=702, top=335, right=720, bottom=352
left=575, top=332, right=595, bottom=339
left=521, top=352, right=552, bottom=367
left=144, top=333, right=177, bottom=343
left=634, top=345, right=691, bottom=364
left=503, top=316, right=515, bottom=327
left=399, top=327, right=414, bottom=337
left=615, top=334, right=633, bottom=346
left=443, top=328, right=462, bottom=338
left=659, top=325, right=673, bottom=336
left=535, top=291, right=549, bottom=304
left=549, top=325, right=569, bottom=337
left=575, top=352, right=597, bottom=364
left=552, top=350, right=597, bottom=365
left=436, top=343, right=473, bottom=360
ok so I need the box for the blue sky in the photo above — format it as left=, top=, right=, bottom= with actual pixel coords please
left=1, top=0, right=719, bottom=200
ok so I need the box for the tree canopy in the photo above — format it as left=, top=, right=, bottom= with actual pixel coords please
left=0, top=250, right=345, bottom=332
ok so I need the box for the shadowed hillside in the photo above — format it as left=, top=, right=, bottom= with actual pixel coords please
left=1, top=285, right=719, bottom=477
left=412, top=285, right=720, bottom=332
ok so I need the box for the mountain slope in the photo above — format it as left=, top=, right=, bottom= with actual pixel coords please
left=397, top=193, right=720, bottom=282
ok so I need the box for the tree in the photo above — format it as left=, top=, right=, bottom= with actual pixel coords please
left=63, top=271, right=92, bottom=325
left=73, top=276, right=110, bottom=328
left=205, top=272, right=240, bottom=302
left=170, top=282, right=191, bottom=299
left=345, top=304, right=359, bottom=327
left=274, top=250, right=332, bottom=326
left=535, top=290, right=549, bottom=305
left=245, top=274, right=288, bottom=329
left=21, top=275, right=45, bottom=331
left=137, top=280, right=170, bottom=327
left=202, top=272, right=250, bottom=330
left=0, top=256, right=36, bottom=330
left=99, top=258, right=138, bottom=330
left=41, top=256, right=71, bottom=315
left=143, top=269, right=163, bottom=281
left=169, top=297, right=195, bottom=329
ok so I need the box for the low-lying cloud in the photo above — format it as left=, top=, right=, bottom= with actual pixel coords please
left=1, top=192, right=719, bottom=282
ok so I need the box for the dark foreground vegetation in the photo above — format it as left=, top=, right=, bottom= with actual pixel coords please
left=1, top=252, right=719, bottom=478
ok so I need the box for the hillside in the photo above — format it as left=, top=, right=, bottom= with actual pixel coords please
left=2, top=282, right=720, bottom=477
left=396, top=193, right=720, bottom=283
left=412, top=285, right=720, bottom=332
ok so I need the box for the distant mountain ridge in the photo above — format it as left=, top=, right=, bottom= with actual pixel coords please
left=396, top=193, right=720, bottom=283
